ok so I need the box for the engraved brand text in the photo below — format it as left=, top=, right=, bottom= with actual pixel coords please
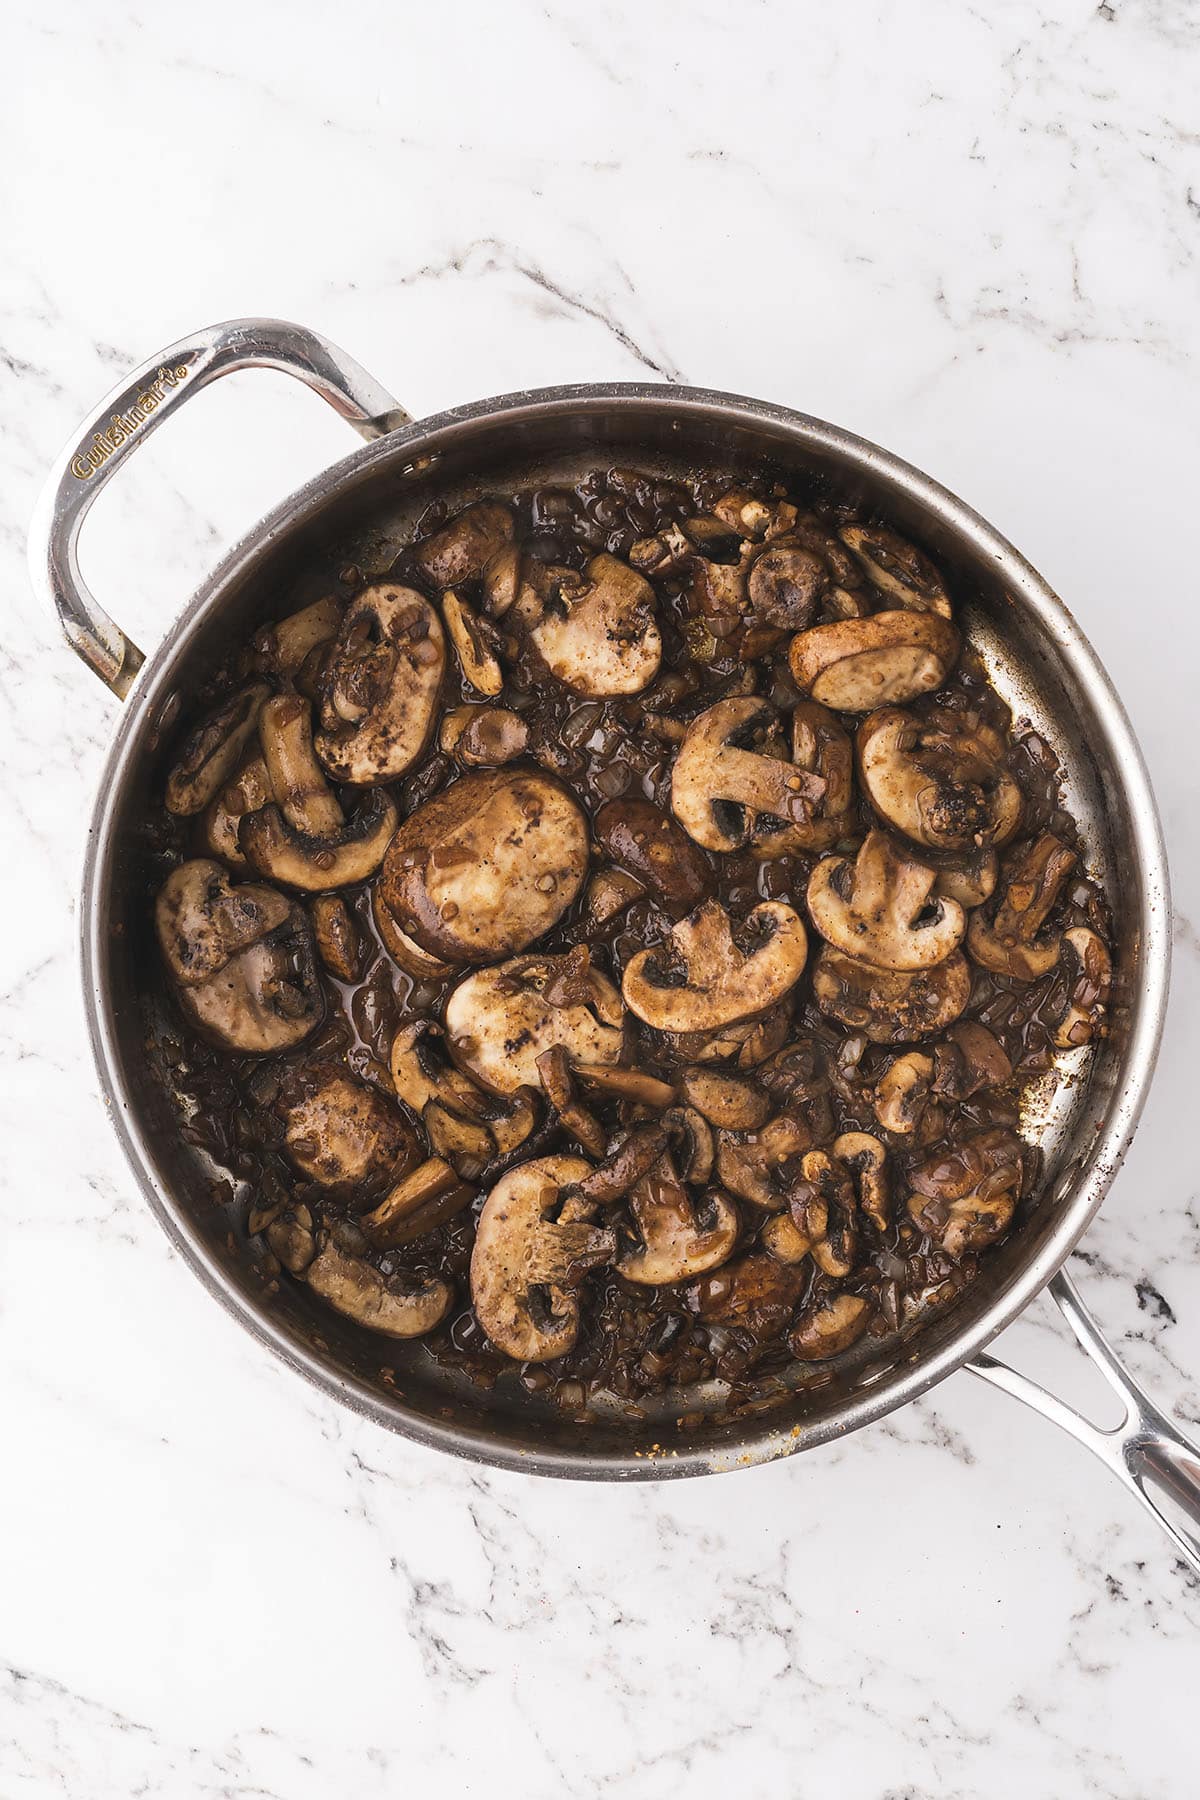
left=71, top=364, right=191, bottom=479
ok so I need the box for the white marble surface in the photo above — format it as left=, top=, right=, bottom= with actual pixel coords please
left=3, top=1, right=1200, bottom=1793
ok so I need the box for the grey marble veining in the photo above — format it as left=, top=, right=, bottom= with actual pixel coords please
left=2, top=0, right=1199, bottom=1794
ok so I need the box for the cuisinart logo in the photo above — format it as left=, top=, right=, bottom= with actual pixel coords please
left=70, top=363, right=191, bottom=479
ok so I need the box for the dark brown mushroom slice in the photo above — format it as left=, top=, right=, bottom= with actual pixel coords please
left=594, top=798, right=714, bottom=920
left=569, top=1124, right=671, bottom=1206
left=1052, top=927, right=1112, bottom=1050
left=413, top=502, right=516, bottom=590
left=278, top=1065, right=418, bottom=1190
left=536, top=1047, right=607, bottom=1158
left=907, top=1127, right=1024, bottom=1257
left=572, top=1064, right=678, bottom=1110
left=663, top=1106, right=715, bottom=1186
left=966, top=833, right=1077, bottom=980
left=687, top=1253, right=805, bottom=1339
left=315, top=585, right=445, bottom=785
left=378, top=768, right=589, bottom=965
left=204, top=754, right=275, bottom=868
left=746, top=542, right=827, bottom=630
left=789, top=1293, right=873, bottom=1361
left=361, top=1156, right=475, bottom=1249
left=857, top=707, right=1022, bottom=853
left=310, top=894, right=361, bottom=981
left=165, top=682, right=270, bottom=816
left=839, top=524, right=951, bottom=617
left=812, top=945, right=971, bottom=1043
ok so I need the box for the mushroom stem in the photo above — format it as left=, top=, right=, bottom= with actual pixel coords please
left=259, top=694, right=345, bottom=836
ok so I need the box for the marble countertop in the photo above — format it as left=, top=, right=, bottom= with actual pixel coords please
left=4, top=1, right=1199, bottom=1793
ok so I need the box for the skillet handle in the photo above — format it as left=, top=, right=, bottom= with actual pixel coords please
left=968, top=1267, right=1200, bottom=1578
left=27, top=318, right=411, bottom=700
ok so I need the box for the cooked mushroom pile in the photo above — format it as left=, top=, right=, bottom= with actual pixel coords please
left=153, top=469, right=1113, bottom=1410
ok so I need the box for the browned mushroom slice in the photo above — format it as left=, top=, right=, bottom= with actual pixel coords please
left=445, top=952, right=625, bottom=1096
left=664, top=1106, right=715, bottom=1185
left=671, top=698, right=849, bottom=856
left=788, top=1150, right=860, bottom=1275
left=155, top=860, right=323, bottom=1054
left=839, top=524, right=952, bottom=617
left=675, top=1006, right=792, bottom=1070
left=711, top=488, right=774, bottom=540
left=907, top=1127, right=1024, bottom=1257
left=746, top=542, right=827, bottom=630
left=716, top=1114, right=812, bottom=1210
left=165, top=682, right=270, bottom=815
left=789, top=611, right=959, bottom=710
left=440, top=705, right=529, bottom=767
left=361, top=1156, right=476, bottom=1249
left=789, top=1293, right=873, bottom=1361
left=618, top=1158, right=739, bottom=1287
left=857, top=707, right=1022, bottom=853
left=315, top=585, right=445, bottom=784
left=414, top=502, right=515, bottom=589
left=310, top=894, right=361, bottom=981
left=812, top=945, right=971, bottom=1042
left=572, top=1064, right=678, bottom=1110
left=622, top=900, right=808, bottom=1035
left=442, top=591, right=504, bottom=696
left=265, top=1205, right=317, bottom=1274
left=933, top=848, right=999, bottom=910
left=378, top=768, right=589, bottom=965
left=830, top=1131, right=890, bottom=1231
left=584, top=868, right=646, bottom=929
left=536, top=1047, right=606, bottom=1157
left=372, top=887, right=456, bottom=980
left=594, top=798, right=714, bottom=919
left=204, top=754, right=275, bottom=868
left=807, top=831, right=966, bottom=971
left=873, top=1051, right=936, bottom=1136
left=470, top=1155, right=618, bottom=1362
left=681, top=1066, right=772, bottom=1131
left=966, top=833, right=1076, bottom=980
left=530, top=553, right=662, bottom=696
left=687, top=1253, right=805, bottom=1339
left=1052, top=927, right=1112, bottom=1050
left=253, top=595, right=343, bottom=673
left=481, top=543, right=523, bottom=617
left=279, top=1065, right=418, bottom=1189
left=305, top=1238, right=453, bottom=1339
left=390, top=1019, right=537, bottom=1159
left=570, top=1124, right=671, bottom=1206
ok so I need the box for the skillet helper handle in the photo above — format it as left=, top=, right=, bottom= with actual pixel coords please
left=968, top=1267, right=1200, bottom=1578
left=27, top=318, right=411, bottom=700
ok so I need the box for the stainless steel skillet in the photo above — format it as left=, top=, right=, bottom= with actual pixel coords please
left=28, top=318, right=1200, bottom=1573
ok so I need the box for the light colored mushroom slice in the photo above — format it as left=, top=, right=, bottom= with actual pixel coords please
left=205, top=754, right=275, bottom=868
left=1053, top=927, right=1112, bottom=1050
left=618, top=1158, right=739, bottom=1287
left=622, top=900, right=808, bottom=1035
left=807, top=831, right=966, bottom=971
left=470, top=1155, right=618, bottom=1362
left=966, top=833, right=1076, bottom=980
left=933, top=848, right=999, bottom=910
left=280, top=1067, right=417, bottom=1187
left=442, top=591, right=504, bottom=696
left=372, top=888, right=456, bottom=979
left=254, top=595, right=343, bottom=673
left=857, top=708, right=1022, bottom=853
left=572, top=1064, right=678, bottom=1109
left=446, top=953, right=625, bottom=1097
left=789, top=611, right=959, bottom=711
left=481, top=543, right=523, bottom=617
left=241, top=694, right=398, bottom=890
left=530, top=552, right=662, bottom=696
left=440, top=705, right=529, bottom=766
left=681, top=1066, right=772, bottom=1131
left=671, top=698, right=850, bottom=856
left=378, top=768, right=589, bottom=964
left=716, top=1114, right=812, bottom=1210
left=306, top=1239, right=453, bottom=1339
left=812, top=945, right=971, bottom=1043
left=155, top=861, right=323, bottom=1054
left=907, top=1127, right=1024, bottom=1258
left=315, top=585, right=445, bottom=784
left=874, top=1052, right=936, bottom=1135
left=789, top=1292, right=873, bottom=1361
left=838, top=524, right=952, bottom=617
left=310, top=895, right=360, bottom=981
left=413, top=502, right=515, bottom=590
left=165, top=682, right=270, bottom=815
left=584, top=868, right=646, bottom=929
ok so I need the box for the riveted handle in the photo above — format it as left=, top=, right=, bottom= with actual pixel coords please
left=27, top=319, right=411, bottom=699
left=968, top=1268, right=1200, bottom=1579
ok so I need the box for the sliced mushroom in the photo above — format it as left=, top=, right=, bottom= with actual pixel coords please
left=414, top=501, right=515, bottom=590
left=530, top=553, right=662, bottom=696
left=279, top=1065, right=417, bottom=1189
left=664, top=1106, right=715, bottom=1185
left=716, top=1113, right=812, bottom=1210
left=935, top=1021, right=1013, bottom=1100
left=265, top=1205, right=316, bottom=1274
left=594, top=798, right=714, bottom=919
left=310, top=894, right=361, bottom=981
left=253, top=595, right=343, bottom=673
left=305, top=1238, right=453, bottom=1338
left=622, top=900, right=808, bottom=1036
left=361, top=1156, right=476, bottom=1249
left=874, top=1051, right=936, bottom=1135
left=440, top=704, right=529, bottom=766
left=378, top=768, right=589, bottom=964
left=807, top=831, right=966, bottom=970
left=687, top=1253, right=805, bottom=1338
left=789, top=611, right=959, bottom=710
left=670, top=698, right=850, bottom=856
left=155, top=860, right=323, bottom=1054
left=676, top=1006, right=792, bottom=1070
left=572, top=1064, right=678, bottom=1110
left=481, top=543, right=523, bottom=617
left=681, top=1066, right=772, bottom=1131
left=966, top=833, right=1076, bottom=980
left=745, top=542, right=828, bottom=631
left=584, top=868, right=646, bottom=929
left=830, top=1131, right=890, bottom=1231
left=570, top=1124, right=671, bottom=1206
left=711, top=488, right=774, bottom=540
left=315, top=585, right=445, bottom=784
left=204, top=754, right=275, bottom=868
left=907, top=1127, right=1024, bottom=1257
left=789, top=1292, right=873, bottom=1361
left=242, top=695, right=398, bottom=890
left=1052, top=927, right=1112, bottom=1050
left=165, top=682, right=270, bottom=816
left=789, top=1151, right=860, bottom=1275
left=812, top=945, right=971, bottom=1042
left=857, top=707, right=1022, bottom=853
left=618, top=1157, right=739, bottom=1286
left=390, top=1019, right=536, bottom=1161
left=470, top=1155, right=618, bottom=1361
left=933, top=847, right=999, bottom=910
left=838, top=524, right=952, bottom=617
left=536, top=1046, right=606, bottom=1157
left=446, top=952, right=625, bottom=1097
left=442, top=591, right=504, bottom=696
left=372, top=888, right=456, bottom=980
